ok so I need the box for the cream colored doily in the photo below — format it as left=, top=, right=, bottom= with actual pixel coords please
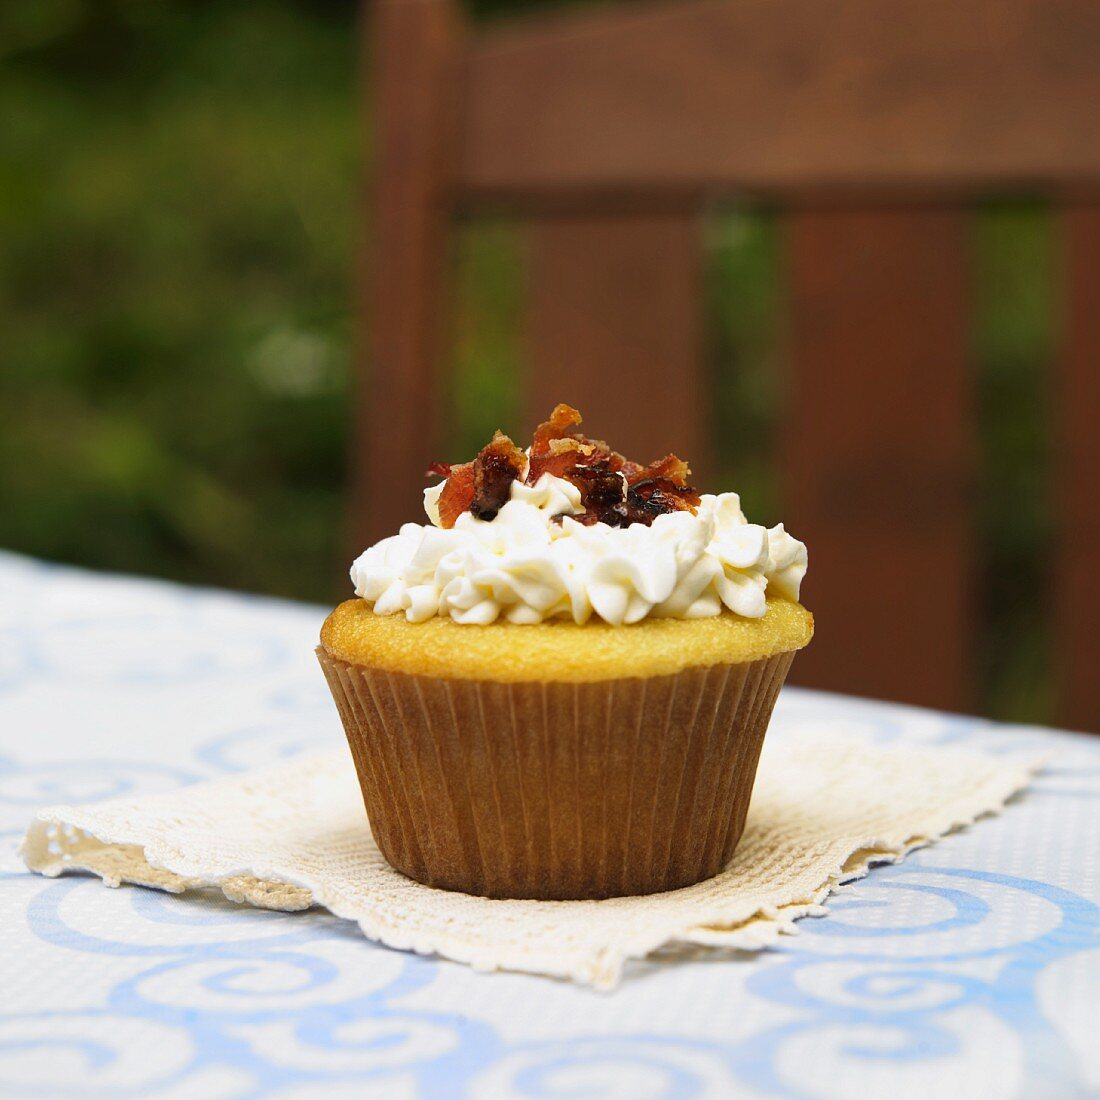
left=21, top=733, right=1037, bottom=989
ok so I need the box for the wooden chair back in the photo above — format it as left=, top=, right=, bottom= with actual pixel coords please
left=354, top=0, right=1100, bottom=730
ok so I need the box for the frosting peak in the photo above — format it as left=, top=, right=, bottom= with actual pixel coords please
left=351, top=472, right=807, bottom=626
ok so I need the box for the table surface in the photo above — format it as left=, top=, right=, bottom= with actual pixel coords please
left=1, top=549, right=1099, bottom=1100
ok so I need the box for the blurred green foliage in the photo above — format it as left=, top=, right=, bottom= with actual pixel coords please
left=1, top=0, right=357, bottom=600
left=974, top=204, right=1053, bottom=723
left=0, top=1, right=1053, bottom=720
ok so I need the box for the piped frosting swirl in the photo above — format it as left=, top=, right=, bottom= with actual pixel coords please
left=351, top=472, right=807, bottom=626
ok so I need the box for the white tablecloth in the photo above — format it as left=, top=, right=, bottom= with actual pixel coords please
left=1, top=549, right=1098, bottom=1099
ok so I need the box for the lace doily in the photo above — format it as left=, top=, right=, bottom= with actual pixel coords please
left=22, top=733, right=1038, bottom=989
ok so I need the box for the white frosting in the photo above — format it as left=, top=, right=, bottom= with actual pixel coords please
left=351, top=473, right=807, bottom=626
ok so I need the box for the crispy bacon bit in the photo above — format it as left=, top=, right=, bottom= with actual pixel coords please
left=531, top=403, right=583, bottom=453
left=431, top=432, right=526, bottom=528
left=625, top=454, right=691, bottom=487
left=527, top=404, right=630, bottom=484
left=470, top=431, right=526, bottom=521
left=436, top=461, right=476, bottom=528
left=562, top=473, right=702, bottom=528
left=429, top=404, right=700, bottom=528
left=628, top=477, right=701, bottom=517
left=529, top=438, right=605, bottom=481
left=528, top=403, right=584, bottom=482
left=562, top=461, right=629, bottom=526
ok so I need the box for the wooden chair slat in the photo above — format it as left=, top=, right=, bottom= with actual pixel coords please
left=1058, top=206, right=1100, bottom=731
left=460, top=0, right=1100, bottom=202
left=526, top=214, right=707, bottom=471
left=353, top=0, right=461, bottom=551
left=783, top=208, right=974, bottom=711
left=360, top=0, right=1097, bottom=728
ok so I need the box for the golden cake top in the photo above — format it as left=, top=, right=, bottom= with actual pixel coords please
left=321, top=595, right=813, bottom=682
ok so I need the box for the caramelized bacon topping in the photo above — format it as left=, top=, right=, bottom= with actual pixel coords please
left=527, top=403, right=628, bottom=483
left=530, top=403, right=583, bottom=459
left=628, top=477, right=701, bottom=516
left=433, top=432, right=525, bottom=528
left=435, top=461, right=476, bottom=528
left=427, top=405, right=700, bottom=528
left=564, top=471, right=702, bottom=528
left=564, top=461, right=629, bottom=526
left=625, top=454, right=691, bottom=487
left=470, top=432, right=526, bottom=521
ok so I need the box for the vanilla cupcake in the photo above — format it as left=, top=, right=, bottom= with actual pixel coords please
left=318, top=405, right=812, bottom=900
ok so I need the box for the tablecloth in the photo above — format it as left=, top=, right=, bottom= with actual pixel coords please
left=1, top=549, right=1098, bottom=1099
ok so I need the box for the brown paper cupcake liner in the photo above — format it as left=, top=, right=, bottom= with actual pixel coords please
left=317, top=648, right=796, bottom=900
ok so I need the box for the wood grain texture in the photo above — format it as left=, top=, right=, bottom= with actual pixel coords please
left=526, top=214, right=708, bottom=474
left=783, top=209, right=974, bottom=711
left=355, top=0, right=1093, bottom=725
left=351, top=0, right=461, bottom=550
left=460, top=0, right=1100, bottom=202
left=1058, top=206, right=1100, bottom=732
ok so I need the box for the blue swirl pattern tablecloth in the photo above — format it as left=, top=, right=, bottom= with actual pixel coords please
left=1, top=549, right=1099, bottom=1100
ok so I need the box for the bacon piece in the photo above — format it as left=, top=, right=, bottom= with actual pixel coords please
left=434, top=405, right=701, bottom=528
left=527, top=404, right=630, bottom=483
left=531, top=403, right=583, bottom=454
left=624, top=454, right=691, bottom=487
left=627, top=477, right=701, bottom=517
left=434, top=431, right=526, bottom=528
left=528, top=403, right=583, bottom=483
left=564, top=461, right=628, bottom=523
left=425, top=461, right=452, bottom=479
left=529, top=438, right=602, bottom=480
left=469, top=431, right=526, bottom=521
left=436, top=461, right=476, bottom=528
left=564, top=476, right=701, bottom=528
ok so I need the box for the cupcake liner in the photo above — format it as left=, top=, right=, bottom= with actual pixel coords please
left=317, top=648, right=796, bottom=900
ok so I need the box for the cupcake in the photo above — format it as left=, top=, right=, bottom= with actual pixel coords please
left=318, top=404, right=812, bottom=900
